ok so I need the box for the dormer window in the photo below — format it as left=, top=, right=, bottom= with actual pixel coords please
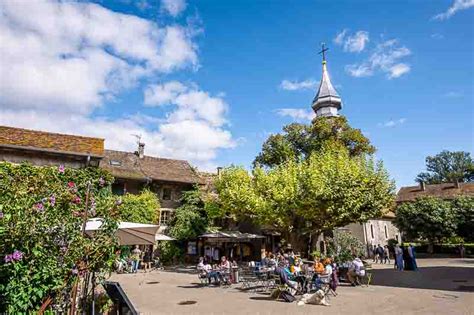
left=110, top=160, right=121, bottom=166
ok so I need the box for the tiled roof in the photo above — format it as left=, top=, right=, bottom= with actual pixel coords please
left=100, top=150, right=204, bottom=184
left=0, top=126, right=104, bottom=156
left=397, top=182, right=474, bottom=202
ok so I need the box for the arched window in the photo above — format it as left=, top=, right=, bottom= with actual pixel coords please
left=370, top=224, right=374, bottom=239
left=384, top=225, right=388, bottom=239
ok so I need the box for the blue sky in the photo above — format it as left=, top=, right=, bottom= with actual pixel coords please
left=0, top=0, right=473, bottom=188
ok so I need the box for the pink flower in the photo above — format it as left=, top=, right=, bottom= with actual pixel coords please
left=68, top=182, right=75, bottom=188
left=49, top=195, right=56, bottom=207
left=35, top=203, right=44, bottom=212
left=58, top=165, right=65, bottom=173
left=99, top=177, right=105, bottom=187
left=12, top=250, right=23, bottom=261
left=4, top=254, right=13, bottom=263
left=71, top=195, right=81, bottom=204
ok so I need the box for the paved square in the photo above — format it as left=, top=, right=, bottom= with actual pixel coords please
left=110, top=258, right=474, bottom=315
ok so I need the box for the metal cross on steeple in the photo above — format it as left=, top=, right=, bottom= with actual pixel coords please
left=318, top=42, right=329, bottom=63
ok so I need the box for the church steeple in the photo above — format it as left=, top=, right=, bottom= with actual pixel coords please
left=312, top=43, right=342, bottom=118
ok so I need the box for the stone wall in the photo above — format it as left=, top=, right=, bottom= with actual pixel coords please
left=0, top=150, right=99, bottom=168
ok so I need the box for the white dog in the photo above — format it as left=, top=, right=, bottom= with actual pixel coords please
left=297, top=289, right=330, bottom=306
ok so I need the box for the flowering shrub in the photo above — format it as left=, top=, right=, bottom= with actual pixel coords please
left=0, top=162, right=119, bottom=313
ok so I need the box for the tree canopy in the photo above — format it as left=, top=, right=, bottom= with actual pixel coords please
left=216, top=143, right=395, bottom=251
left=416, top=150, right=474, bottom=184
left=394, top=196, right=457, bottom=244
left=254, top=116, right=375, bottom=168
left=118, top=189, right=160, bottom=224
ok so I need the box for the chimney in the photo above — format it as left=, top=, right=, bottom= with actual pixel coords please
left=217, top=166, right=223, bottom=178
left=454, top=179, right=460, bottom=189
left=420, top=181, right=425, bottom=191
left=138, top=142, right=145, bottom=159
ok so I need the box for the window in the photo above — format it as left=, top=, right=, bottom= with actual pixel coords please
left=160, top=210, right=171, bottom=226
left=370, top=224, right=374, bottom=239
left=384, top=225, right=389, bottom=239
left=162, top=188, right=172, bottom=200
left=109, top=160, right=121, bottom=166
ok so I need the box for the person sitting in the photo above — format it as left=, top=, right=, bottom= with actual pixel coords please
left=313, top=258, right=325, bottom=274
left=267, top=253, right=277, bottom=269
left=218, top=256, right=231, bottom=284
left=347, top=256, right=365, bottom=286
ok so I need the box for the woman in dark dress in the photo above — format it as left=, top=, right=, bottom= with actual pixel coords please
left=402, top=245, right=412, bottom=271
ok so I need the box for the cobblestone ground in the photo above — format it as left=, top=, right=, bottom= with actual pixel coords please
left=109, top=258, right=474, bottom=315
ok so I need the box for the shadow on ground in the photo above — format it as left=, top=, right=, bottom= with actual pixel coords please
left=371, top=266, right=474, bottom=292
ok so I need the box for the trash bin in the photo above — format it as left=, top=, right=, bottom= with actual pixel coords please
left=232, top=268, right=239, bottom=283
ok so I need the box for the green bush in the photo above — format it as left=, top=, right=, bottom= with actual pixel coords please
left=326, top=231, right=365, bottom=263
left=0, top=162, right=118, bottom=313
left=118, top=189, right=160, bottom=224
left=157, top=241, right=184, bottom=265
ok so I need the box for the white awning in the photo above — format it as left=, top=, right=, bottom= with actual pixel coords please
left=85, top=218, right=159, bottom=245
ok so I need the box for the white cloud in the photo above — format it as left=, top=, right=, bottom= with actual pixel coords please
left=144, top=81, right=188, bottom=106
left=145, top=82, right=228, bottom=127
left=334, top=30, right=369, bottom=53
left=346, top=39, right=411, bottom=79
left=333, top=29, right=348, bottom=45
left=431, top=33, right=444, bottom=40
left=279, top=79, right=318, bottom=91
left=0, top=1, right=235, bottom=170
left=432, top=0, right=474, bottom=20
left=0, top=0, right=198, bottom=114
left=378, top=118, right=407, bottom=128
left=161, top=0, right=187, bottom=17
left=275, top=108, right=315, bottom=121
left=388, top=63, right=411, bottom=79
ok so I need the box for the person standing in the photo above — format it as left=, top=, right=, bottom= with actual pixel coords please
left=372, top=245, right=377, bottom=263
left=131, top=245, right=142, bottom=273
left=459, top=243, right=466, bottom=258
left=368, top=245, right=374, bottom=261
left=408, top=244, right=418, bottom=271
left=383, top=245, right=391, bottom=264
left=394, top=244, right=403, bottom=271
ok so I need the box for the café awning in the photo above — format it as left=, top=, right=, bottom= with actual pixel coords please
left=85, top=218, right=159, bottom=245
left=199, top=231, right=265, bottom=242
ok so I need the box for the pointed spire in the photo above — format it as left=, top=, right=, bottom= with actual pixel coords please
left=312, top=43, right=342, bottom=118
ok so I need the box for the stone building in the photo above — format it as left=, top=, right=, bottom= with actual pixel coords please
left=0, top=125, right=205, bottom=230
left=100, top=147, right=204, bottom=229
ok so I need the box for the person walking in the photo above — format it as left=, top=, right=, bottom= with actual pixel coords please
left=375, top=244, right=384, bottom=264
left=131, top=245, right=142, bottom=273
left=394, top=244, right=403, bottom=271
left=372, top=245, right=377, bottom=263
left=383, top=245, right=391, bottom=264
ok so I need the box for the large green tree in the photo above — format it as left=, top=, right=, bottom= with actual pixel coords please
left=452, top=197, right=474, bottom=242
left=254, top=116, right=375, bottom=168
left=416, top=150, right=474, bottom=184
left=394, top=196, right=457, bottom=246
left=216, top=144, right=395, bottom=252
